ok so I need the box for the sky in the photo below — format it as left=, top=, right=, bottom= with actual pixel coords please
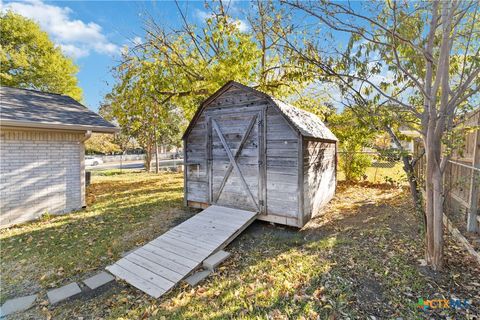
left=1, top=0, right=377, bottom=113
left=1, top=0, right=251, bottom=112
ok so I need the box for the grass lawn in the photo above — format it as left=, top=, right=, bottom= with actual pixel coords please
left=0, top=171, right=194, bottom=305
left=338, top=162, right=407, bottom=184
left=1, top=172, right=479, bottom=319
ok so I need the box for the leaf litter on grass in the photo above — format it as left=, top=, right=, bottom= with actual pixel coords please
left=3, top=177, right=479, bottom=319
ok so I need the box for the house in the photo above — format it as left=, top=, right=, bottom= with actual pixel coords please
left=0, top=87, right=118, bottom=227
left=183, top=81, right=338, bottom=227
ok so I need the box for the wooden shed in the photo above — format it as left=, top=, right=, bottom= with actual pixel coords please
left=183, top=81, right=338, bottom=227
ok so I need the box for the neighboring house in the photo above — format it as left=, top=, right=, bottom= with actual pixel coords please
left=0, top=87, right=118, bottom=227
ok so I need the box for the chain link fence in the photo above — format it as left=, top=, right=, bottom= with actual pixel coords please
left=337, top=150, right=407, bottom=184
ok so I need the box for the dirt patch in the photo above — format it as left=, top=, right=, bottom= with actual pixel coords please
left=356, top=277, right=387, bottom=315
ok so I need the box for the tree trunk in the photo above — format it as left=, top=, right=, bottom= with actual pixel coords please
left=402, top=155, right=425, bottom=229
left=145, top=146, right=152, bottom=172
left=424, top=131, right=444, bottom=270
left=385, top=126, right=425, bottom=229
left=432, top=166, right=444, bottom=270
left=155, top=140, right=160, bottom=174
left=424, top=141, right=435, bottom=265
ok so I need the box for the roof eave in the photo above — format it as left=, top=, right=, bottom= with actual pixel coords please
left=303, top=136, right=338, bottom=143
left=181, top=81, right=237, bottom=140
left=0, top=119, right=119, bottom=133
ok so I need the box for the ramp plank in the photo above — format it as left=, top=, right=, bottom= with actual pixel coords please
left=142, top=243, right=198, bottom=268
left=168, top=229, right=221, bottom=246
left=125, top=253, right=184, bottom=283
left=135, top=247, right=193, bottom=274
left=106, top=264, right=165, bottom=298
left=115, top=259, right=175, bottom=291
left=107, top=205, right=257, bottom=298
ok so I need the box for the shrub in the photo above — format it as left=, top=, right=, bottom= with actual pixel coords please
left=330, top=110, right=376, bottom=182
left=339, top=151, right=372, bottom=182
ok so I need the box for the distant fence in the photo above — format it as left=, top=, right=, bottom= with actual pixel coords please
left=99, top=151, right=181, bottom=163
left=414, top=109, right=480, bottom=232
left=101, top=154, right=145, bottom=162
left=337, top=150, right=405, bottom=183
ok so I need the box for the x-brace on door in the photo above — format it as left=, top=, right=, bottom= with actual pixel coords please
left=206, top=107, right=266, bottom=213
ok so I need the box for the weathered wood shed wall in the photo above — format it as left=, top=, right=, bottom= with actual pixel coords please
left=183, top=81, right=337, bottom=227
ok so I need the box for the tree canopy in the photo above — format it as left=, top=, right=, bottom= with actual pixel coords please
left=281, top=0, right=479, bottom=270
left=85, top=134, right=122, bottom=155
left=0, top=11, right=82, bottom=101
left=106, top=1, right=314, bottom=170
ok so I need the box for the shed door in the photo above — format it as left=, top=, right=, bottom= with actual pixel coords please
left=206, top=108, right=266, bottom=213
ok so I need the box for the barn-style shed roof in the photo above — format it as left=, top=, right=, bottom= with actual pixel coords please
left=183, top=81, right=337, bottom=142
left=0, top=86, right=118, bottom=133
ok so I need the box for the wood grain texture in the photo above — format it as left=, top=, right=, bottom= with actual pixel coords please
left=106, top=205, right=257, bottom=298
left=184, top=83, right=337, bottom=227
left=302, top=140, right=337, bottom=226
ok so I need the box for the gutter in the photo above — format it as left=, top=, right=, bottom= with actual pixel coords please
left=0, top=119, right=119, bottom=133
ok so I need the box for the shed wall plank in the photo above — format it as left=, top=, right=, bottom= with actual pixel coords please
left=184, top=86, right=302, bottom=226
left=303, top=141, right=336, bottom=224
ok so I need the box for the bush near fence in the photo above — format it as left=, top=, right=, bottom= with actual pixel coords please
left=337, top=151, right=406, bottom=185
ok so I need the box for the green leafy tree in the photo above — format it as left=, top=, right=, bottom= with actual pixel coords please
left=330, top=110, right=374, bottom=182
left=132, top=1, right=309, bottom=118
left=98, top=104, right=138, bottom=154
left=0, top=12, right=82, bottom=100
left=107, top=1, right=310, bottom=173
left=106, top=57, right=184, bottom=173
left=85, top=134, right=122, bottom=155
left=282, top=0, right=479, bottom=270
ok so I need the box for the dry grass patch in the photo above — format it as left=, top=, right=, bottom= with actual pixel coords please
left=0, top=171, right=193, bottom=305
left=3, top=175, right=479, bottom=319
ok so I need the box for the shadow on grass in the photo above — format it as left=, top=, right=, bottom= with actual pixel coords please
left=130, top=183, right=478, bottom=319
left=0, top=173, right=193, bottom=302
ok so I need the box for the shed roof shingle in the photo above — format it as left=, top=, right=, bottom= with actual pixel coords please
left=271, top=98, right=337, bottom=141
left=183, top=81, right=338, bottom=141
left=0, top=87, right=117, bottom=133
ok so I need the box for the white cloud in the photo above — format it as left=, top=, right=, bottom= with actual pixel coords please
left=2, top=0, right=118, bottom=59
left=194, top=8, right=249, bottom=33
left=132, top=36, right=142, bottom=46
left=235, top=19, right=249, bottom=32
left=194, top=8, right=212, bottom=21
left=59, top=44, right=89, bottom=59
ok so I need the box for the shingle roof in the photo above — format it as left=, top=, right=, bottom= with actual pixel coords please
left=0, top=86, right=118, bottom=133
left=183, top=81, right=338, bottom=142
left=271, top=98, right=337, bottom=141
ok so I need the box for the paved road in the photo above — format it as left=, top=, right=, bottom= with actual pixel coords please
left=87, top=159, right=184, bottom=171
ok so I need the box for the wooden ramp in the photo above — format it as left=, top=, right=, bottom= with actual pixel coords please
left=106, top=205, right=257, bottom=298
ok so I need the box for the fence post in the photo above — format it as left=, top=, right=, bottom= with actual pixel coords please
left=467, top=117, right=480, bottom=233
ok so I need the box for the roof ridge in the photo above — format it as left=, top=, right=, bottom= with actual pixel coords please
left=228, top=82, right=324, bottom=121
left=0, top=86, right=68, bottom=98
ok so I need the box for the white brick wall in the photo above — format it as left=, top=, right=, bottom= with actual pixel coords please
left=0, top=129, right=85, bottom=227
